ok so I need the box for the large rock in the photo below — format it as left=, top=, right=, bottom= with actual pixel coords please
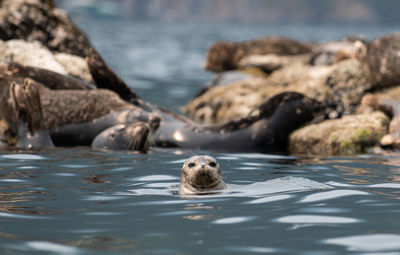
left=0, top=40, right=66, bottom=74
left=0, top=39, right=92, bottom=82
left=0, top=0, right=91, bottom=57
left=358, top=32, right=400, bottom=88
left=289, top=112, right=389, bottom=155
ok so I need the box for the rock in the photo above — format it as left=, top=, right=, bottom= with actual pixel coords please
left=183, top=77, right=271, bottom=124
left=324, top=58, right=372, bottom=117
left=361, top=93, right=400, bottom=148
left=0, top=0, right=91, bottom=57
left=184, top=58, right=368, bottom=124
left=0, top=39, right=92, bottom=82
left=211, top=70, right=257, bottom=86
left=358, top=32, right=400, bottom=88
left=0, top=40, right=67, bottom=75
left=204, top=36, right=315, bottom=73
left=54, top=53, right=92, bottom=83
left=289, top=112, right=389, bottom=155
left=310, top=40, right=362, bottom=66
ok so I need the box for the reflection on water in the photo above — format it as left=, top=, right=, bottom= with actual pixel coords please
left=324, top=234, right=400, bottom=252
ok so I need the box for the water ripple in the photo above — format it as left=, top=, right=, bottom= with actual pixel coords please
left=82, top=195, right=126, bottom=201
left=0, top=178, right=26, bottom=183
left=300, top=190, right=369, bottom=203
left=323, top=234, right=400, bottom=252
left=277, top=215, right=359, bottom=224
left=212, top=216, right=256, bottom=225
left=246, top=194, right=292, bottom=204
left=0, top=212, right=52, bottom=220
left=21, top=241, right=82, bottom=254
left=1, top=154, right=45, bottom=160
left=225, top=246, right=279, bottom=253
left=133, top=175, right=179, bottom=181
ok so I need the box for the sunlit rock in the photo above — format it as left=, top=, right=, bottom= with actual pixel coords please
left=289, top=112, right=389, bottom=155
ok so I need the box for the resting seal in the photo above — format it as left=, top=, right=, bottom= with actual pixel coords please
left=155, top=92, right=325, bottom=153
left=179, top=155, right=226, bottom=195
left=91, top=122, right=151, bottom=152
left=204, top=36, right=315, bottom=72
left=0, top=47, right=324, bottom=153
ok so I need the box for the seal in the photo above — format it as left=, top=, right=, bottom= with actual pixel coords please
left=154, top=92, right=325, bottom=153
left=91, top=122, right=151, bottom=152
left=179, top=155, right=226, bottom=195
left=204, top=36, right=315, bottom=72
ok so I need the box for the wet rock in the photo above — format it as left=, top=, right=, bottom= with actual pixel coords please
left=0, top=0, right=91, bottom=57
left=289, top=112, right=389, bottom=155
left=204, top=36, right=315, bottom=73
left=358, top=32, right=400, bottom=88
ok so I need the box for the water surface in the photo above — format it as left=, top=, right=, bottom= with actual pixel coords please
left=1, top=149, right=400, bottom=254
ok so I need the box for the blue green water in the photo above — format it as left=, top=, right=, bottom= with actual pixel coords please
left=2, top=149, right=400, bottom=254
left=1, top=19, right=400, bottom=254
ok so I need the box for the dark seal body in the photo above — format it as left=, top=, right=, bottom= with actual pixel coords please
left=154, top=92, right=325, bottom=153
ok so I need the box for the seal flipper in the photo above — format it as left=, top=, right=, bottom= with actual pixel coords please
left=16, top=121, right=54, bottom=149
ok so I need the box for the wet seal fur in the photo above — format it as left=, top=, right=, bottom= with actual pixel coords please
left=179, top=155, right=226, bottom=195
left=155, top=92, right=325, bottom=153
left=91, top=122, right=151, bottom=152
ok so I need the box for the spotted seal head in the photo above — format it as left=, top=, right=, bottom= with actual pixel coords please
left=179, top=155, right=226, bottom=195
left=91, top=122, right=151, bottom=152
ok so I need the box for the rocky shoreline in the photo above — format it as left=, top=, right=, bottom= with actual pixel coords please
left=1, top=0, right=400, bottom=155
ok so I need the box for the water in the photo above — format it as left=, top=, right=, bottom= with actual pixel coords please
left=2, top=17, right=400, bottom=254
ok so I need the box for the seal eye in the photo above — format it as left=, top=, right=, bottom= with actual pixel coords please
left=188, top=162, right=195, bottom=168
left=209, top=161, right=217, bottom=167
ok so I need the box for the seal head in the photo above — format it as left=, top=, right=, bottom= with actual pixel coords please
left=91, top=122, right=151, bottom=152
left=179, top=155, right=226, bottom=195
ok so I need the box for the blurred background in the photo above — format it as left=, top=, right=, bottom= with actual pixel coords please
left=51, top=0, right=399, bottom=111
left=54, top=0, right=399, bottom=24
